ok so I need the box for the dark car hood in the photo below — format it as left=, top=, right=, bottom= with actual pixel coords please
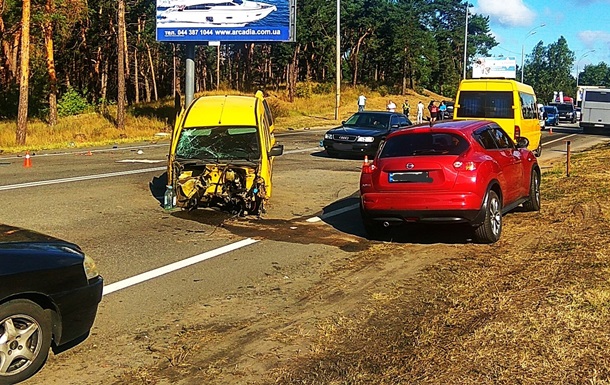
left=0, top=224, right=79, bottom=252
left=327, top=126, right=388, bottom=136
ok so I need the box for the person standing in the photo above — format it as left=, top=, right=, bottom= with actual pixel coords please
left=402, top=99, right=410, bottom=117
left=416, top=101, right=424, bottom=124
left=386, top=100, right=396, bottom=112
left=439, top=101, right=447, bottom=120
left=358, top=94, right=366, bottom=112
left=428, top=101, right=438, bottom=122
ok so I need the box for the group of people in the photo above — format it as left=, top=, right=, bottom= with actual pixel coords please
left=357, top=94, right=447, bottom=124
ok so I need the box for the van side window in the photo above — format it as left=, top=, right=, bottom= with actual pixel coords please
left=457, top=91, right=514, bottom=119
left=262, top=100, right=274, bottom=127
left=519, top=92, right=536, bottom=119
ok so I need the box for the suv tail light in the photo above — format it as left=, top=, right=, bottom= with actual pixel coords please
left=453, top=161, right=477, bottom=171
left=514, top=125, right=521, bottom=140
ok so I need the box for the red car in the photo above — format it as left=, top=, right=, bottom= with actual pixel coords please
left=360, top=120, right=541, bottom=243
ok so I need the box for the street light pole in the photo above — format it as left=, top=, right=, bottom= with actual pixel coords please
left=462, top=4, right=469, bottom=80
left=576, top=50, right=595, bottom=87
left=521, top=24, right=545, bottom=83
left=334, top=0, right=340, bottom=120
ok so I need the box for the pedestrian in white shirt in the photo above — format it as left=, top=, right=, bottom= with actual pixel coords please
left=386, top=100, right=396, bottom=112
left=358, top=94, right=366, bottom=112
left=417, top=101, right=424, bottom=124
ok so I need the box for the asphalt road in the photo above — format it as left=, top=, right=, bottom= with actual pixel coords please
left=0, top=122, right=607, bottom=383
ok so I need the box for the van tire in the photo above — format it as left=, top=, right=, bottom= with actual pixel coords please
left=534, top=142, right=542, bottom=157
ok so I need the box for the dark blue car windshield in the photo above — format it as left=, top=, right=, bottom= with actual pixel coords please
left=344, top=113, right=390, bottom=129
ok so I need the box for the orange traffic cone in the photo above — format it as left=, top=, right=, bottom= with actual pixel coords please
left=86, top=150, right=93, bottom=156
left=549, top=126, right=553, bottom=135
left=362, top=155, right=370, bottom=173
left=23, top=151, right=32, bottom=168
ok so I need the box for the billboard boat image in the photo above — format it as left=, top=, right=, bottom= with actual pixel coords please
left=157, top=0, right=277, bottom=27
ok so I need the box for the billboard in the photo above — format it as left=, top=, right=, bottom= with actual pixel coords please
left=156, top=0, right=296, bottom=42
left=472, top=57, right=517, bottom=79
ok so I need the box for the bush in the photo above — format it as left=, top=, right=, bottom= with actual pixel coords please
left=295, top=82, right=313, bottom=99
left=313, top=82, right=333, bottom=94
left=57, top=88, right=92, bottom=117
left=377, top=85, right=390, bottom=97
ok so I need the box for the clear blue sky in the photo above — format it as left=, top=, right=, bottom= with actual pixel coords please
left=476, top=0, right=609, bottom=75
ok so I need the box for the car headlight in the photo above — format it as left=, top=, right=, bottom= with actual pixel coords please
left=83, top=254, right=100, bottom=280
left=324, top=133, right=333, bottom=139
left=356, top=136, right=375, bottom=143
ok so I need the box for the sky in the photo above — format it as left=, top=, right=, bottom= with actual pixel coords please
left=475, top=0, right=610, bottom=76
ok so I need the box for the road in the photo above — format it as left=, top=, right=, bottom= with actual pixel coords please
left=0, top=122, right=607, bottom=384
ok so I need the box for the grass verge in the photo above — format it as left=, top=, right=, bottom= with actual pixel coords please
left=268, top=143, right=610, bottom=384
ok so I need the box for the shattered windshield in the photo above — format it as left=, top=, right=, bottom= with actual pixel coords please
left=175, top=126, right=260, bottom=161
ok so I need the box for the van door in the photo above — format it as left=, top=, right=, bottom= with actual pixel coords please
left=518, top=92, right=541, bottom=153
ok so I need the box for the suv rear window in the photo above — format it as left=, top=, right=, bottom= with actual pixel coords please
left=379, top=133, right=469, bottom=158
left=550, top=103, right=574, bottom=112
left=456, top=91, right=514, bottom=119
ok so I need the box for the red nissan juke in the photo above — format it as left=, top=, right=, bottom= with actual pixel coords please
left=359, top=120, right=541, bottom=243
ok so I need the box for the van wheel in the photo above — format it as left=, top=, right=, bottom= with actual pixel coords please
left=534, top=142, right=542, bottom=157
left=523, top=168, right=541, bottom=211
left=474, top=190, right=502, bottom=244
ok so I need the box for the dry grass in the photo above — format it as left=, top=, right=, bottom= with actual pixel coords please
left=268, top=143, right=610, bottom=384
left=0, top=86, right=446, bottom=154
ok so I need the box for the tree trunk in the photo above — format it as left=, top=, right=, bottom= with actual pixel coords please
left=16, top=0, right=31, bottom=145
left=287, top=45, right=299, bottom=102
left=134, top=18, right=141, bottom=104
left=145, top=42, right=158, bottom=101
left=143, top=69, right=151, bottom=102
left=116, top=0, right=126, bottom=129
left=401, top=47, right=407, bottom=95
left=44, top=0, right=58, bottom=126
left=351, top=30, right=369, bottom=86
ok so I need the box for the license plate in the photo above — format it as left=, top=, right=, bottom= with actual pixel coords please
left=389, top=171, right=431, bottom=183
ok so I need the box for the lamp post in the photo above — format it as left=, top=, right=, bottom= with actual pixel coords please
left=462, top=4, right=469, bottom=80
left=521, top=24, right=545, bottom=83
left=334, top=0, right=340, bottom=120
left=576, top=50, right=595, bottom=87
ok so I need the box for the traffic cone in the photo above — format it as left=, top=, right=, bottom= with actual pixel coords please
left=86, top=150, right=92, bottom=156
left=362, top=155, right=370, bottom=173
left=23, top=151, right=32, bottom=168
left=549, top=126, right=553, bottom=135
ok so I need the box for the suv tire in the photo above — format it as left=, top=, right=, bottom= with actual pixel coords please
left=474, top=190, right=502, bottom=244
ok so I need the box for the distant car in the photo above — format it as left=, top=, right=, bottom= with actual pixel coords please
left=0, top=224, right=103, bottom=383
left=441, top=101, right=455, bottom=119
left=549, top=102, right=577, bottom=123
left=359, top=120, right=541, bottom=243
left=544, top=106, right=559, bottom=126
left=323, top=111, right=412, bottom=157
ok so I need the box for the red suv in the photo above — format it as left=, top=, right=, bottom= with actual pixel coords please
left=360, top=120, right=541, bottom=243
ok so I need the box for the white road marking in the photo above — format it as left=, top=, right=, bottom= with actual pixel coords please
left=542, top=133, right=578, bottom=146
left=306, top=203, right=360, bottom=223
left=0, top=167, right=166, bottom=191
left=116, top=159, right=165, bottom=164
left=283, top=147, right=321, bottom=154
left=0, top=144, right=168, bottom=161
left=102, top=238, right=259, bottom=296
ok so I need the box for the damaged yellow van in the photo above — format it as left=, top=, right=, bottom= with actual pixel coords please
left=167, top=91, right=283, bottom=216
left=453, top=79, right=542, bottom=156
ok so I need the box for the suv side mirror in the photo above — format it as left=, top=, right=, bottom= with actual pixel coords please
left=269, top=144, right=284, bottom=157
left=516, top=137, right=529, bottom=149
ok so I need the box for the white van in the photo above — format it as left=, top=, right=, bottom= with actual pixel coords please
left=580, top=88, right=610, bottom=134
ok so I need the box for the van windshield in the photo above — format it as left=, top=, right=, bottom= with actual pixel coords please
left=457, top=91, right=514, bottom=119
left=175, top=126, right=261, bottom=161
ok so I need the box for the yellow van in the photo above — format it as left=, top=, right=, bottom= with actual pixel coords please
left=167, top=91, right=283, bottom=216
left=453, top=79, right=542, bottom=156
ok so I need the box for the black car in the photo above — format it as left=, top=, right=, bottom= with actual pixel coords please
left=441, top=101, right=455, bottom=119
left=549, top=102, right=577, bottom=123
left=0, top=225, right=103, bottom=383
left=323, top=111, right=412, bottom=157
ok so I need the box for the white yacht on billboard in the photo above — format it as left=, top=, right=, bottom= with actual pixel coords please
left=157, top=0, right=277, bottom=27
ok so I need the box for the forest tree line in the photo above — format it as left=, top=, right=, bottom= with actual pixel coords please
left=0, top=0, right=602, bottom=142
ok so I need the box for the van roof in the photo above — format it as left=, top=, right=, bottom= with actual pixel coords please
left=183, top=95, right=258, bottom=127
left=459, top=78, right=535, bottom=94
